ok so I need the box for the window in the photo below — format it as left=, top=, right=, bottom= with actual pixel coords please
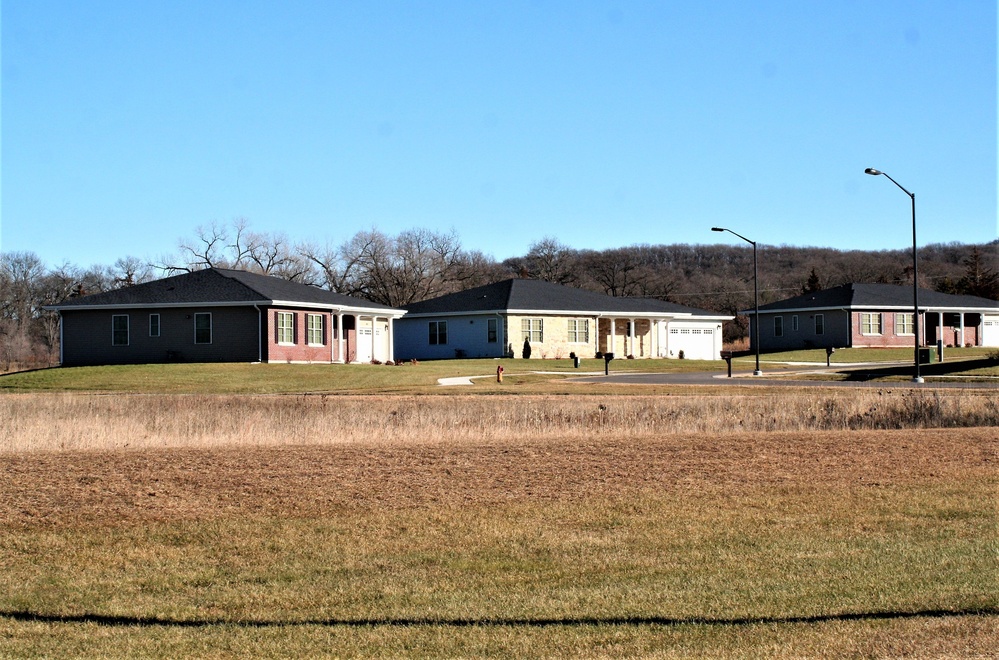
left=774, top=316, right=783, bottom=337
left=522, top=318, right=543, bottom=343
left=567, top=318, right=589, bottom=343
left=791, top=315, right=799, bottom=332
left=277, top=312, right=294, bottom=344
left=194, top=313, right=212, bottom=344
left=815, top=314, right=824, bottom=335
left=149, top=314, right=160, bottom=337
left=861, top=313, right=882, bottom=335
left=307, top=314, right=325, bottom=345
left=429, top=320, right=448, bottom=345
left=112, top=315, right=129, bottom=346
left=895, top=312, right=914, bottom=336
left=487, top=318, right=497, bottom=343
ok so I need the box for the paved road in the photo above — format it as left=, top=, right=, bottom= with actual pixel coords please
left=568, top=366, right=998, bottom=389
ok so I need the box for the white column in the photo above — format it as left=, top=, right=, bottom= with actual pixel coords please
left=937, top=311, right=944, bottom=347
left=337, top=313, right=345, bottom=363
left=370, top=316, right=377, bottom=362
left=629, top=318, right=636, bottom=357
left=959, top=313, right=965, bottom=347
left=387, top=317, right=395, bottom=362
left=609, top=318, right=616, bottom=356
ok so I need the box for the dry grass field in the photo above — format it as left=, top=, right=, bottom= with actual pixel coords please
left=1, top=390, right=997, bottom=657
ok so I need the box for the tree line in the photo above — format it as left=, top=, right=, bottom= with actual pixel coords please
left=2, top=217, right=996, bottom=370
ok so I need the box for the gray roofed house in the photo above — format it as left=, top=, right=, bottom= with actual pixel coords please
left=739, top=282, right=999, bottom=352
left=394, top=278, right=732, bottom=361
left=47, top=268, right=405, bottom=366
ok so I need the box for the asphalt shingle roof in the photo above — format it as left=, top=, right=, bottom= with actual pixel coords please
left=752, top=283, right=999, bottom=313
left=403, top=279, right=724, bottom=316
left=50, top=268, right=399, bottom=312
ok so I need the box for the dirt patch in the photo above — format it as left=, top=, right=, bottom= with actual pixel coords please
left=1, top=428, right=995, bottom=529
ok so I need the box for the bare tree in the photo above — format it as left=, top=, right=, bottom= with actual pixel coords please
left=519, top=237, right=578, bottom=284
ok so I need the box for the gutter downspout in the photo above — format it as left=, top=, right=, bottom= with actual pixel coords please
left=59, top=311, right=64, bottom=365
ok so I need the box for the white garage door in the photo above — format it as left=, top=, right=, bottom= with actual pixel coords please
left=667, top=325, right=718, bottom=360
left=983, top=316, right=999, bottom=347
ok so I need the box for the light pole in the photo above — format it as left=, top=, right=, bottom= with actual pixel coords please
left=864, top=168, right=923, bottom=384
left=712, top=227, right=762, bottom=376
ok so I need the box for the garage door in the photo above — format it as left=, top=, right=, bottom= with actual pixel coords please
left=983, top=316, right=999, bottom=347
left=667, top=325, right=718, bottom=360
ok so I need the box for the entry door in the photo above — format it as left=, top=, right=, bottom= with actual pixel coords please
left=984, top=316, right=999, bottom=347
left=355, top=327, right=373, bottom=362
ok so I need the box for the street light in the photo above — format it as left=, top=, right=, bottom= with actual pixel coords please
left=712, top=226, right=762, bottom=376
left=865, top=168, right=923, bottom=384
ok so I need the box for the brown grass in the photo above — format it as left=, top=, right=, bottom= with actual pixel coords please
left=1, top=391, right=996, bottom=657
left=1, top=426, right=994, bottom=529
left=2, top=390, right=997, bottom=453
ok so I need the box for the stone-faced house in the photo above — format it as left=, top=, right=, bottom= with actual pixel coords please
left=47, top=268, right=405, bottom=366
left=742, top=282, right=999, bottom=352
left=393, top=278, right=732, bottom=361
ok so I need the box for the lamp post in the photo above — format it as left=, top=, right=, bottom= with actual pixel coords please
left=711, top=227, right=762, bottom=376
left=864, top=168, right=923, bottom=384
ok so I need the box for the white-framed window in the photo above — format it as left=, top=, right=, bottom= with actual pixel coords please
left=861, top=312, right=882, bottom=335
left=522, top=318, right=543, bottom=343
left=307, top=314, right=325, bottom=345
left=194, top=313, right=212, bottom=344
left=112, top=315, right=129, bottom=346
left=791, top=315, right=799, bottom=332
left=277, top=312, right=295, bottom=344
left=567, top=318, right=590, bottom=343
left=774, top=316, right=783, bottom=337
left=487, top=318, right=497, bottom=343
left=149, top=314, right=160, bottom=337
left=429, top=320, right=447, bottom=345
left=895, top=313, right=914, bottom=336
left=815, top=314, right=824, bottom=335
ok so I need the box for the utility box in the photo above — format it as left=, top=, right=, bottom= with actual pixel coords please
left=918, top=347, right=933, bottom=364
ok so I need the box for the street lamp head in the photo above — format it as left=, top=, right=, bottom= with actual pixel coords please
left=865, top=168, right=882, bottom=176
left=711, top=227, right=725, bottom=232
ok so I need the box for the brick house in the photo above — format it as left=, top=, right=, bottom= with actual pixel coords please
left=742, top=283, right=999, bottom=352
left=394, top=278, right=732, bottom=361
left=47, top=268, right=405, bottom=366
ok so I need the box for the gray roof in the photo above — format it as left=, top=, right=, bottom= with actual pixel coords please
left=403, top=279, right=728, bottom=317
left=48, top=268, right=401, bottom=313
left=747, top=283, right=999, bottom=314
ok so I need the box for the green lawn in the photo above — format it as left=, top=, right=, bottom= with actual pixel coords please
left=0, top=358, right=725, bottom=394
left=1, top=347, right=995, bottom=394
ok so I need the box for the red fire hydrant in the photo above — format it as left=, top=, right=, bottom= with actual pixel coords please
left=497, top=365, right=504, bottom=383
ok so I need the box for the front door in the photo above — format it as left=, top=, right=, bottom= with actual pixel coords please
left=355, top=326, right=373, bottom=363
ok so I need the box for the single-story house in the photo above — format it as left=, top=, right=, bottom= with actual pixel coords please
left=47, top=268, right=405, bottom=366
left=394, top=278, right=733, bottom=361
left=741, top=282, right=999, bottom=352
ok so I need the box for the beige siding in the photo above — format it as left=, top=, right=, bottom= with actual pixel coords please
left=506, top=314, right=599, bottom=359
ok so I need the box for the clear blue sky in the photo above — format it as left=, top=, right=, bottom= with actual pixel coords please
left=2, top=1, right=996, bottom=269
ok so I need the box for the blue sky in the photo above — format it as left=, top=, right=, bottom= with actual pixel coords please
left=2, top=1, right=996, bottom=269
